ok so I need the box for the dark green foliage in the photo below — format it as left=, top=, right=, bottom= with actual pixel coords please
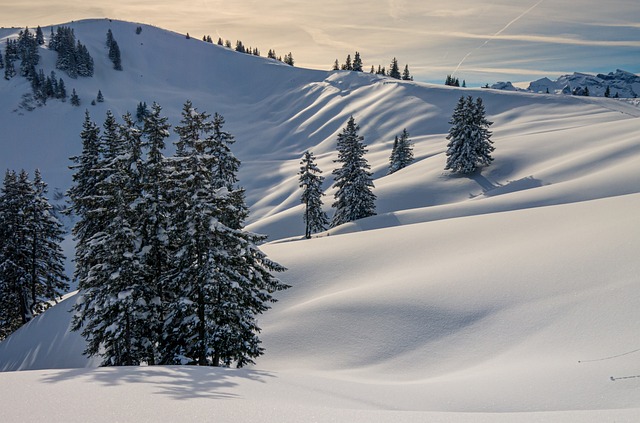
left=299, top=151, right=328, bottom=239
left=96, top=89, right=104, bottom=102
left=331, top=116, right=376, bottom=227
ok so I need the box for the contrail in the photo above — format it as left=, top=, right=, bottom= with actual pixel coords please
left=452, top=0, right=545, bottom=76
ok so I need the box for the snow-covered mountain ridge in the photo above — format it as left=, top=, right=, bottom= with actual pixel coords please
left=1, top=19, right=639, bottom=422
left=492, top=69, right=640, bottom=98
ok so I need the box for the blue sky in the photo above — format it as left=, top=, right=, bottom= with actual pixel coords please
left=2, top=0, right=638, bottom=85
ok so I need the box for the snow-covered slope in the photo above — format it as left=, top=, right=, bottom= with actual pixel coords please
left=1, top=19, right=640, bottom=422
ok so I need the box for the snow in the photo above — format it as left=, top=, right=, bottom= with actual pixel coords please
left=1, top=19, right=640, bottom=422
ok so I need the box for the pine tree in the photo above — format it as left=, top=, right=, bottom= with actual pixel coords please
left=388, top=128, right=414, bottom=174
left=138, top=102, right=173, bottom=364
left=72, top=110, right=152, bottom=366
left=604, top=85, right=611, bottom=98
left=70, top=89, right=80, bottom=106
left=0, top=169, right=68, bottom=340
left=343, top=54, right=352, bottom=71
left=299, top=151, right=328, bottom=239
left=162, top=101, right=288, bottom=367
left=402, top=64, right=411, bottom=81
left=388, top=57, right=401, bottom=79
left=352, top=52, right=363, bottom=72
left=96, top=89, right=104, bottom=102
left=330, top=116, right=376, bottom=227
left=284, top=52, right=294, bottom=66
left=107, top=30, right=123, bottom=71
left=444, top=96, right=494, bottom=174
left=332, top=59, right=339, bottom=71
left=35, top=26, right=45, bottom=45
left=4, top=46, right=17, bottom=80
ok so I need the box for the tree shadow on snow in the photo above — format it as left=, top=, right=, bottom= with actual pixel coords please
left=39, top=365, right=274, bottom=401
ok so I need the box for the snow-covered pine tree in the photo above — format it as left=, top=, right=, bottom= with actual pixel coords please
left=26, top=170, right=69, bottom=310
left=330, top=116, right=376, bottom=227
left=299, top=151, right=328, bottom=239
left=0, top=169, right=68, bottom=340
left=0, top=170, right=30, bottom=338
left=137, top=102, right=173, bottom=364
left=444, top=96, right=494, bottom=174
left=388, top=128, right=414, bottom=174
left=70, top=89, right=80, bottom=106
left=162, top=101, right=287, bottom=367
left=72, top=110, right=157, bottom=366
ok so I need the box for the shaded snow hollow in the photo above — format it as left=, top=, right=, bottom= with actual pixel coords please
left=1, top=19, right=639, bottom=422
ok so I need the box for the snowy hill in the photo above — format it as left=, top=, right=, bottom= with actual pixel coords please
left=1, top=19, right=640, bottom=422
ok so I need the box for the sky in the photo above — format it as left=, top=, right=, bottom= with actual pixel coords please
left=1, top=0, right=638, bottom=85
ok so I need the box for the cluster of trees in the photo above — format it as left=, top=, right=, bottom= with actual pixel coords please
left=333, top=54, right=412, bottom=80
left=445, top=96, right=494, bottom=174
left=0, top=170, right=69, bottom=340
left=30, top=69, right=67, bottom=104
left=106, top=29, right=122, bottom=71
left=299, top=116, right=382, bottom=238
left=445, top=74, right=466, bottom=87
left=68, top=102, right=288, bottom=367
left=200, top=35, right=295, bottom=66
left=2, top=27, right=42, bottom=81
left=49, top=26, right=94, bottom=78
left=299, top=96, right=494, bottom=237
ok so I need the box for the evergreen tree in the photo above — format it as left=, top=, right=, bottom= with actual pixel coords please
left=388, top=57, right=401, bottom=79
left=604, top=85, right=611, bottom=98
left=35, top=26, right=45, bottom=45
left=299, top=151, right=328, bottom=239
left=72, top=111, right=151, bottom=366
left=107, top=30, right=123, bottom=71
left=163, top=101, right=288, bottom=367
left=330, top=116, right=376, bottom=227
left=70, top=88, right=80, bottom=106
left=4, top=45, right=17, bottom=80
left=57, top=78, right=67, bottom=100
left=284, top=52, right=294, bottom=66
left=402, top=64, right=412, bottom=81
left=352, top=52, right=363, bottom=72
left=343, top=54, right=352, bottom=71
left=332, top=59, right=339, bottom=71
left=0, top=169, right=68, bottom=340
left=96, top=89, right=104, bottom=102
left=444, top=96, right=494, bottom=174
left=388, top=128, right=414, bottom=174
left=136, top=101, right=150, bottom=122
